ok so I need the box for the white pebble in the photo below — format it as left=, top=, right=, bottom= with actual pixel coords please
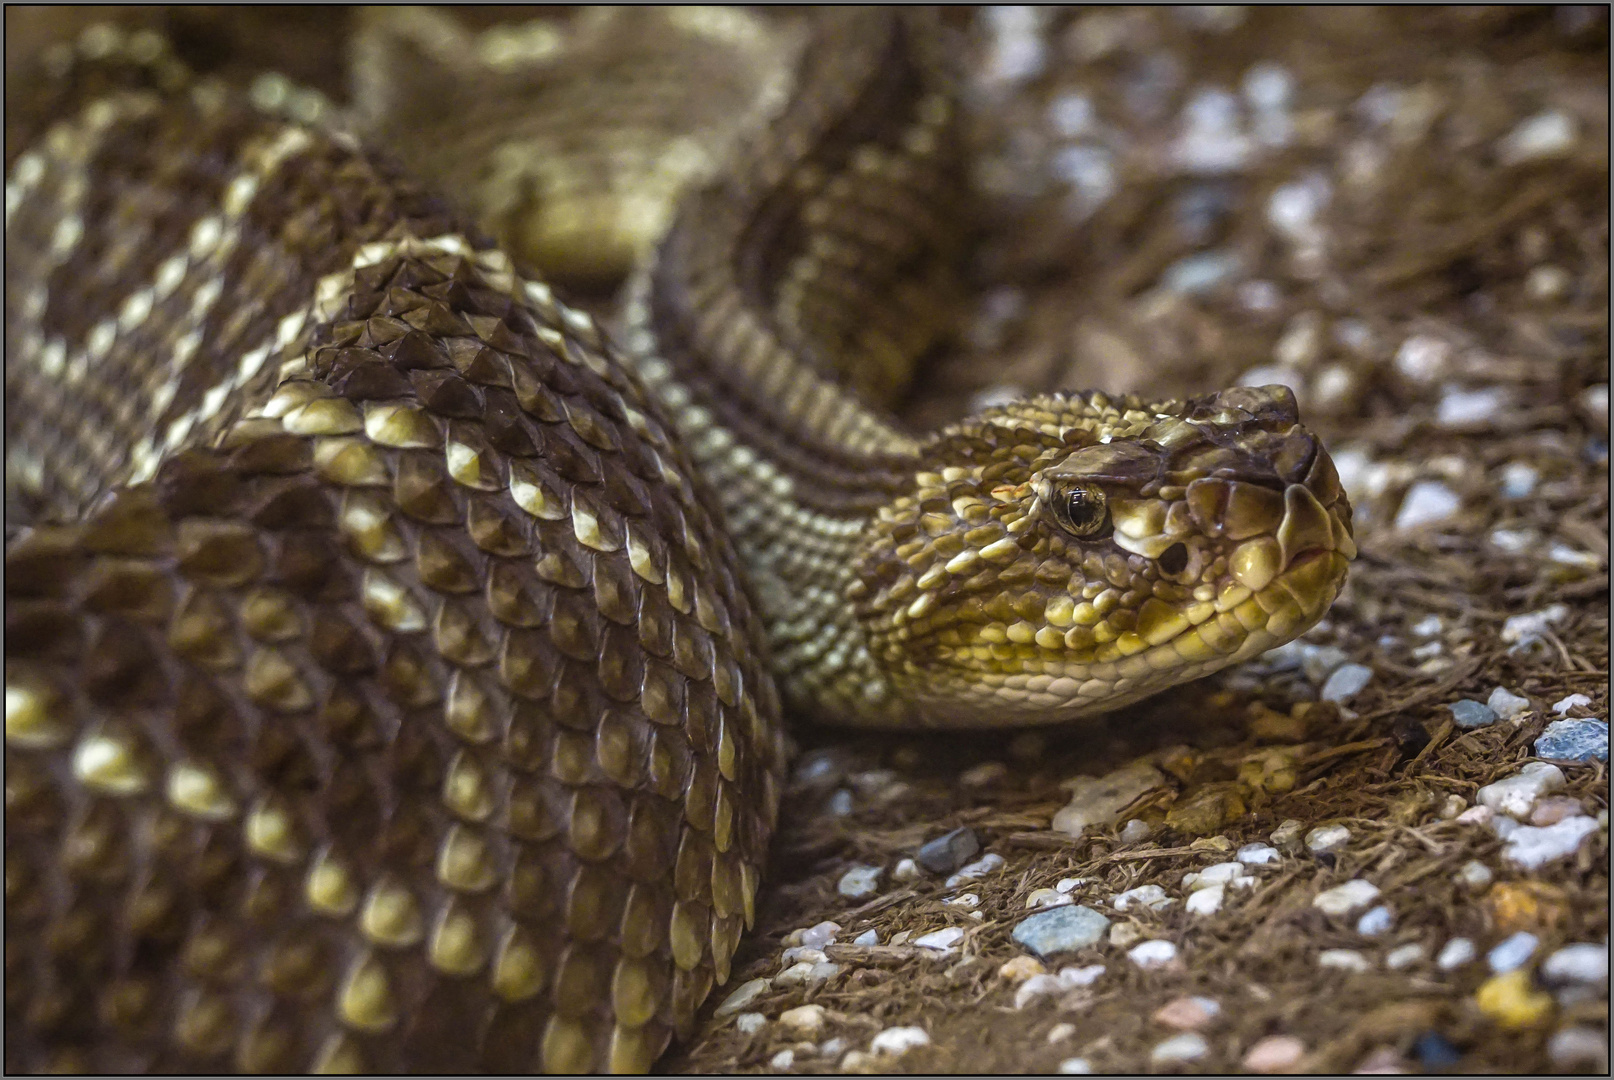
left=1541, top=943, right=1608, bottom=985
left=892, top=857, right=922, bottom=882
left=1436, top=938, right=1476, bottom=970
left=1411, top=614, right=1444, bottom=637
left=1547, top=544, right=1601, bottom=570
left=1552, top=693, right=1593, bottom=715
left=1356, top=905, right=1394, bottom=936
left=1499, top=110, right=1579, bottom=164
left=1305, top=824, right=1352, bottom=853
left=1112, top=885, right=1174, bottom=912
left=838, top=864, right=884, bottom=899
left=1267, top=176, right=1331, bottom=242
left=1502, top=815, right=1601, bottom=870
left=1394, top=334, right=1452, bottom=385
left=1058, top=1057, right=1094, bottom=1074
left=1385, top=943, right=1425, bottom=970
left=1455, top=860, right=1494, bottom=890
left=828, top=789, right=854, bottom=815
left=915, top=926, right=965, bottom=952
left=769, top=1049, right=794, bottom=1070
left=1014, top=973, right=1066, bottom=1009
left=800, top=921, right=841, bottom=950
left=1059, top=964, right=1106, bottom=988
left=736, top=1012, right=767, bottom=1034
left=714, top=977, right=771, bottom=1017
left=819, top=1037, right=848, bottom=1058
left=1119, top=818, right=1153, bottom=842
left=1318, top=949, right=1370, bottom=972
left=772, top=962, right=816, bottom=987
left=1151, top=1032, right=1210, bottom=1064
left=870, top=1026, right=930, bottom=1056
left=1186, top=885, right=1225, bottom=916
left=1487, top=687, right=1531, bottom=720
left=1477, top=761, right=1565, bottom=819
left=945, top=893, right=981, bottom=909
left=1493, top=531, right=1538, bottom=555
left=1175, top=88, right=1252, bottom=174
left=1488, top=931, right=1540, bottom=973
left=1047, top=1022, right=1077, bottom=1044
left=1055, top=877, right=1091, bottom=894
left=1547, top=1027, right=1609, bottom=1071
left=1052, top=762, right=1166, bottom=837
left=1498, top=462, right=1539, bottom=499
left=779, top=1004, right=826, bottom=1035
left=946, top=852, right=1006, bottom=887
left=1184, top=861, right=1245, bottom=890
left=780, top=947, right=827, bottom=968
left=1439, top=795, right=1468, bottom=819
left=1501, top=604, right=1568, bottom=643
left=1394, top=481, right=1460, bottom=531
left=1456, top=805, right=1493, bottom=826
left=1436, top=385, right=1508, bottom=427
left=1314, top=879, right=1380, bottom=916
left=853, top=929, right=879, bottom=947
left=1128, top=940, right=1179, bottom=969
left=1243, top=62, right=1294, bottom=112
left=1026, top=888, right=1072, bottom=910
left=1237, top=843, right=1280, bottom=865
left=1048, top=92, right=1095, bottom=138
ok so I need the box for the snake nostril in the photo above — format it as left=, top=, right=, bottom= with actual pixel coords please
left=1159, top=543, right=1189, bottom=576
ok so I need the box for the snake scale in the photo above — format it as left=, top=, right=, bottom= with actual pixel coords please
left=4, top=10, right=1355, bottom=1074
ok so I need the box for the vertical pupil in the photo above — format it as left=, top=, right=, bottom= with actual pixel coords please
left=1068, top=490, right=1093, bottom=524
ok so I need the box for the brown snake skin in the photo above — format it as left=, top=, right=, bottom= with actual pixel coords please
left=4, top=11, right=1354, bottom=1074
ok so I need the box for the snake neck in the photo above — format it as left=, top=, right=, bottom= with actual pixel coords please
left=620, top=10, right=965, bottom=725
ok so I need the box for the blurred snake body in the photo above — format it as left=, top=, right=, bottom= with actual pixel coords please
left=3, top=11, right=1354, bottom=1073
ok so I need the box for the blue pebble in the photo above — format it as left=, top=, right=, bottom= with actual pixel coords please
left=1446, top=699, right=1497, bottom=729
left=1413, top=1031, right=1462, bottom=1069
left=1011, top=905, right=1110, bottom=958
left=1535, top=718, right=1609, bottom=762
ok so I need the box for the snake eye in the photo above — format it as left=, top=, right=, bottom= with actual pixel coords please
left=1055, top=482, right=1110, bottom=538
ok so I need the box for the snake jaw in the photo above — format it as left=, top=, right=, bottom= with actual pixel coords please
left=851, top=386, right=1355, bottom=728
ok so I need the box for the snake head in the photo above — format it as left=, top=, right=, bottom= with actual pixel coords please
left=850, top=385, right=1354, bottom=727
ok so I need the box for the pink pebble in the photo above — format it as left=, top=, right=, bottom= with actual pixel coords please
left=1529, top=796, right=1584, bottom=826
left=1243, top=1035, right=1306, bottom=1073
left=1152, top=995, right=1221, bottom=1030
left=1353, top=1046, right=1410, bottom=1074
left=1454, top=806, right=1492, bottom=825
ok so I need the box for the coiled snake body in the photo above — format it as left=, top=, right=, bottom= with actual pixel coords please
left=4, top=11, right=1354, bottom=1073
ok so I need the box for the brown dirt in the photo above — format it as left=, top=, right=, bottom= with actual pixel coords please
left=10, top=6, right=1608, bottom=1075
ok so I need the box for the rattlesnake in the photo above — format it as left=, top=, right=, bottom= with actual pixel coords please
left=4, top=10, right=1353, bottom=1072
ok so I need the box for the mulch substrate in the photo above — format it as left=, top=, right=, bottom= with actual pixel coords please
left=7, top=6, right=1607, bottom=1076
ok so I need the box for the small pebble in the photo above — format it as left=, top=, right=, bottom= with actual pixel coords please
left=1353, top=1046, right=1411, bottom=1074
left=736, top=1012, right=767, bottom=1035
left=852, top=928, right=879, bottom=946
left=1057, top=1058, right=1093, bottom=1074
left=1455, top=860, right=1493, bottom=890
left=1477, top=762, right=1565, bottom=819
left=1439, top=794, right=1467, bottom=819
left=1244, top=1034, right=1307, bottom=1072
left=1529, top=796, right=1585, bottom=826
left=914, top=927, right=965, bottom=952
left=1356, top=905, right=1394, bottom=936
left=1320, top=663, right=1374, bottom=703
left=1319, top=949, right=1371, bottom=972
left=946, top=853, right=1005, bottom=887
left=916, top=827, right=980, bottom=874
left=1474, top=969, right=1553, bottom=1028
left=1541, top=943, right=1608, bottom=985
left=1385, top=944, right=1425, bottom=970
left=1186, top=884, right=1224, bottom=915
left=1153, top=995, right=1221, bottom=1030
left=1112, top=884, right=1173, bottom=912
left=1026, top=887, right=1072, bottom=910
left=1306, top=824, right=1352, bottom=854
left=1410, top=614, right=1444, bottom=637
left=1502, top=815, right=1600, bottom=870
left=1455, top=805, right=1493, bottom=826
left=1486, top=686, right=1531, bottom=720
left=1058, top=964, right=1106, bottom=988
left=715, top=978, right=771, bottom=1017
left=1150, top=1032, right=1209, bottom=1064
left=800, top=921, right=841, bottom=950
left=1127, top=940, right=1179, bottom=970
left=1054, top=877, right=1091, bottom=894
left=779, top=1005, right=827, bottom=1035
left=1437, top=938, right=1476, bottom=971
left=1052, top=761, right=1166, bottom=837
left=1501, top=604, right=1568, bottom=643
left=1315, top=879, right=1381, bottom=915
left=1487, top=931, right=1539, bottom=973
left=1412, top=1031, right=1462, bottom=1070
left=1498, top=461, right=1539, bottom=498
left=1393, top=482, right=1460, bottom=531
left=1012, top=905, right=1110, bottom=958
left=1546, top=1027, right=1609, bottom=1071
left=1119, top=818, right=1153, bottom=843
left=1237, top=843, right=1280, bottom=865
left=1535, top=718, right=1608, bottom=762
left=838, top=864, right=883, bottom=899
left=1436, top=385, right=1508, bottom=427
left=888, top=931, right=911, bottom=947
left=1552, top=693, right=1593, bottom=715
left=827, top=789, right=854, bottom=816
left=1498, top=109, right=1579, bottom=164
left=1047, top=1022, right=1076, bottom=1044
left=1183, top=861, right=1247, bottom=890
left=1270, top=819, right=1306, bottom=851
left=1014, top=973, right=1066, bottom=1009
left=1110, top=923, right=1143, bottom=948
left=869, top=1026, right=930, bottom=1056
left=998, top=956, right=1047, bottom=983
left=769, top=1049, right=794, bottom=1070
left=1394, top=334, right=1452, bottom=385
left=944, top=893, right=980, bottom=909
left=959, top=760, right=1010, bottom=787
left=892, top=858, right=921, bottom=882
left=819, top=1037, right=848, bottom=1058
left=1446, top=699, right=1497, bottom=729
left=780, top=947, right=827, bottom=967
